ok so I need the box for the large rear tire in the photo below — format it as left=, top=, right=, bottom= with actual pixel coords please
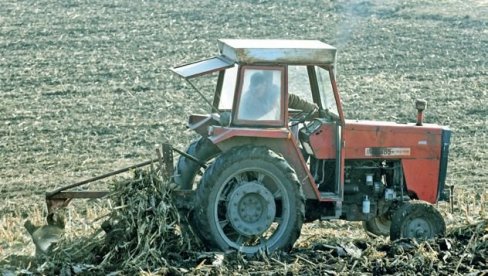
left=390, top=201, right=445, bottom=241
left=173, top=137, right=220, bottom=190
left=193, top=146, right=305, bottom=255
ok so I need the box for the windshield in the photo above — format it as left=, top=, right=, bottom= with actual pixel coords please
left=288, top=65, right=313, bottom=108
left=316, top=66, right=338, bottom=116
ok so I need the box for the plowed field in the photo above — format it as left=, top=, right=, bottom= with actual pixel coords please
left=1, top=0, right=486, bottom=274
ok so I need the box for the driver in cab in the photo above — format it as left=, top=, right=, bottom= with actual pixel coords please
left=238, top=71, right=318, bottom=121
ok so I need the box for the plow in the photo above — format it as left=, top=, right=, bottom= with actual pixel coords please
left=31, top=144, right=191, bottom=255
left=45, top=144, right=179, bottom=216
left=27, top=39, right=453, bottom=256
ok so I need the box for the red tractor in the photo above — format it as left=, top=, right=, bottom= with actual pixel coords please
left=171, top=39, right=452, bottom=254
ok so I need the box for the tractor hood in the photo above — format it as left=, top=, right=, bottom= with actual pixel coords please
left=343, top=119, right=447, bottom=159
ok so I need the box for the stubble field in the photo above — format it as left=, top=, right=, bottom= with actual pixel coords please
left=1, top=0, right=487, bottom=274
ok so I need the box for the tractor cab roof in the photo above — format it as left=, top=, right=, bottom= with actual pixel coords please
left=218, top=39, right=336, bottom=65
left=171, top=39, right=337, bottom=79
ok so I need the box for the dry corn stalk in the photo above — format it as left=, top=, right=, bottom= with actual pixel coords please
left=41, top=167, right=199, bottom=274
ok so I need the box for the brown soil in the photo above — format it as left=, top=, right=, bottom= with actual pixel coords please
left=1, top=0, right=486, bottom=274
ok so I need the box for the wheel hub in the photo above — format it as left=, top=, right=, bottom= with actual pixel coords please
left=406, top=218, right=432, bottom=239
left=227, top=181, right=276, bottom=236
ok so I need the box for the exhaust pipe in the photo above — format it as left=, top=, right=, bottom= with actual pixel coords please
left=415, top=99, right=427, bottom=126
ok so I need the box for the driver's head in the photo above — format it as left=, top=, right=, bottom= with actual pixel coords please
left=250, top=72, right=266, bottom=96
left=262, top=70, right=273, bottom=85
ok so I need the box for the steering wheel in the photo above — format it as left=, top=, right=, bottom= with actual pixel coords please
left=290, top=108, right=317, bottom=127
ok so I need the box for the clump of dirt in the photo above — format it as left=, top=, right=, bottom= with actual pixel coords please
left=182, top=220, right=487, bottom=275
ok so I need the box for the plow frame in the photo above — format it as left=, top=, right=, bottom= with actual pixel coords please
left=45, top=144, right=196, bottom=217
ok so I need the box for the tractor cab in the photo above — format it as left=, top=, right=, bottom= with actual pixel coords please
left=172, top=39, right=345, bottom=201
left=171, top=39, right=342, bottom=127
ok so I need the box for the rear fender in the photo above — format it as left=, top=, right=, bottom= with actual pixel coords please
left=209, top=129, right=320, bottom=200
left=188, top=114, right=220, bottom=137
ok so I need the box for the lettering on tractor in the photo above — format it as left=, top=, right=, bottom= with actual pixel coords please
left=41, top=39, right=452, bottom=256
left=365, top=147, right=411, bottom=157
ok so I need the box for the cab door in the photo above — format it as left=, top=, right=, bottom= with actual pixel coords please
left=308, top=65, right=346, bottom=202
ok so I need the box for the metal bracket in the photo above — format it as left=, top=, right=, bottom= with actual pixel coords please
left=162, top=143, right=174, bottom=179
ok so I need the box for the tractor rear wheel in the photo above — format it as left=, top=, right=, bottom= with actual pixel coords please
left=173, top=137, right=220, bottom=190
left=390, top=201, right=445, bottom=241
left=192, top=146, right=305, bottom=255
left=363, top=214, right=391, bottom=237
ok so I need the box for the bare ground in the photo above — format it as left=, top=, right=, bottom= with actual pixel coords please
left=0, top=0, right=487, bottom=274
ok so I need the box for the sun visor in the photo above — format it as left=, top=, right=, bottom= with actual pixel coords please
left=170, top=56, right=234, bottom=79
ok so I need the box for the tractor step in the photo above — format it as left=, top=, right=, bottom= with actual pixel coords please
left=318, top=197, right=342, bottom=220
left=319, top=192, right=341, bottom=201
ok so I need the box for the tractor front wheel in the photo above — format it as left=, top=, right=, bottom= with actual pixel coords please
left=192, top=146, right=305, bottom=255
left=390, top=201, right=445, bottom=241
